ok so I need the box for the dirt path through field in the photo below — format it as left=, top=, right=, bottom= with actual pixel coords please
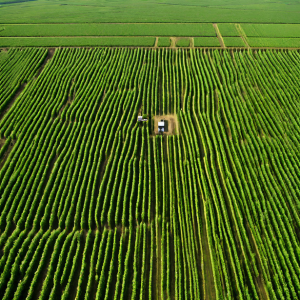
left=200, top=197, right=217, bottom=300
left=170, top=37, right=175, bottom=48
left=213, top=23, right=225, bottom=48
left=235, top=24, right=250, bottom=49
left=35, top=47, right=55, bottom=78
left=0, top=137, right=15, bottom=171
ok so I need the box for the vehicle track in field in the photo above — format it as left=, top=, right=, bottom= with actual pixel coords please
left=213, top=23, right=225, bottom=48
left=235, top=24, right=250, bottom=48
left=34, top=47, right=55, bottom=79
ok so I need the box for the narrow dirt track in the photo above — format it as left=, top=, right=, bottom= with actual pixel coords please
left=213, top=23, right=225, bottom=48
left=235, top=24, right=250, bottom=48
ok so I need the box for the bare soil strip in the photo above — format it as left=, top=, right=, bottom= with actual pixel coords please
left=170, top=37, right=176, bottom=48
left=213, top=23, right=225, bottom=48
left=191, top=37, right=195, bottom=48
left=200, top=195, right=216, bottom=300
left=35, top=48, right=55, bottom=78
left=0, top=138, right=15, bottom=171
left=235, top=24, right=250, bottom=48
left=245, top=221, right=270, bottom=300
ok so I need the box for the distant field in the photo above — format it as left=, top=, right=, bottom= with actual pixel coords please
left=218, top=24, right=239, bottom=37
left=223, top=37, right=246, bottom=47
left=0, top=0, right=300, bottom=24
left=176, top=38, right=190, bottom=47
left=194, top=37, right=220, bottom=47
left=0, top=1, right=300, bottom=47
left=248, top=38, right=300, bottom=48
left=1, top=33, right=300, bottom=49
left=157, top=37, right=171, bottom=47
left=242, top=24, right=300, bottom=38
left=0, top=23, right=216, bottom=37
left=0, top=37, right=156, bottom=47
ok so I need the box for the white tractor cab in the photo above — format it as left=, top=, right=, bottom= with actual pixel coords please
left=138, top=115, right=147, bottom=122
left=158, top=120, right=165, bottom=133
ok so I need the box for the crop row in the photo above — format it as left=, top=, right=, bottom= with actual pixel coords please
left=0, top=47, right=300, bottom=299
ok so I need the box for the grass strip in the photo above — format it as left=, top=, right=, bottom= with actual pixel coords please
left=176, top=38, right=190, bottom=47
left=194, top=37, right=220, bottom=47
left=247, top=37, right=300, bottom=48
left=0, top=37, right=156, bottom=47
left=223, top=37, right=246, bottom=47
left=158, top=37, right=171, bottom=47
left=218, top=24, right=239, bottom=37
left=0, top=23, right=216, bottom=37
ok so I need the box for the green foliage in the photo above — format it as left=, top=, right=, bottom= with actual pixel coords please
left=223, top=37, right=246, bottom=47
left=242, top=24, right=300, bottom=38
left=158, top=37, right=171, bottom=47
left=194, top=37, right=220, bottom=47
left=0, top=47, right=300, bottom=300
left=0, top=0, right=300, bottom=23
left=0, top=23, right=216, bottom=37
left=248, top=37, right=300, bottom=47
left=218, top=23, right=239, bottom=36
left=0, top=136, right=11, bottom=159
left=0, top=37, right=156, bottom=47
left=176, top=38, right=190, bottom=47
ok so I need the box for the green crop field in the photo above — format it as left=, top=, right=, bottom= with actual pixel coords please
left=176, top=38, right=190, bottom=47
left=0, top=24, right=216, bottom=37
left=248, top=38, right=300, bottom=48
left=0, top=47, right=300, bottom=300
left=0, top=0, right=299, bottom=47
left=223, top=37, right=246, bottom=47
left=218, top=24, right=240, bottom=37
left=1, top=0, right=300, bottom=24
left=194, top=37, right=220, bottom=47
left=242, top=24, right=300, bottom=38
left=0, top=37, right=157, bottom=47
left=157, top=37, right=171, bottom=47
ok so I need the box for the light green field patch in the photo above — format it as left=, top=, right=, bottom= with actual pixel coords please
left=0, top=50, right=9, bottom=63
left=176, top=38, right=190, bottom=47
left=194, top=37, right=220, bottom=47
left=157, top=37, right=171, bottom=47
left=223, top=37, right=246, bottom=47
left=0, top=0, right=300, bottom=24
left=0, top=37, right=156, bottom=47
left=242, top=24, right=300, bottom=38
left=218, top=24, right=239, bottom=37
left=0, top=23, right=216, bottom=37
left=248, top=37, right=300, bottom=48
